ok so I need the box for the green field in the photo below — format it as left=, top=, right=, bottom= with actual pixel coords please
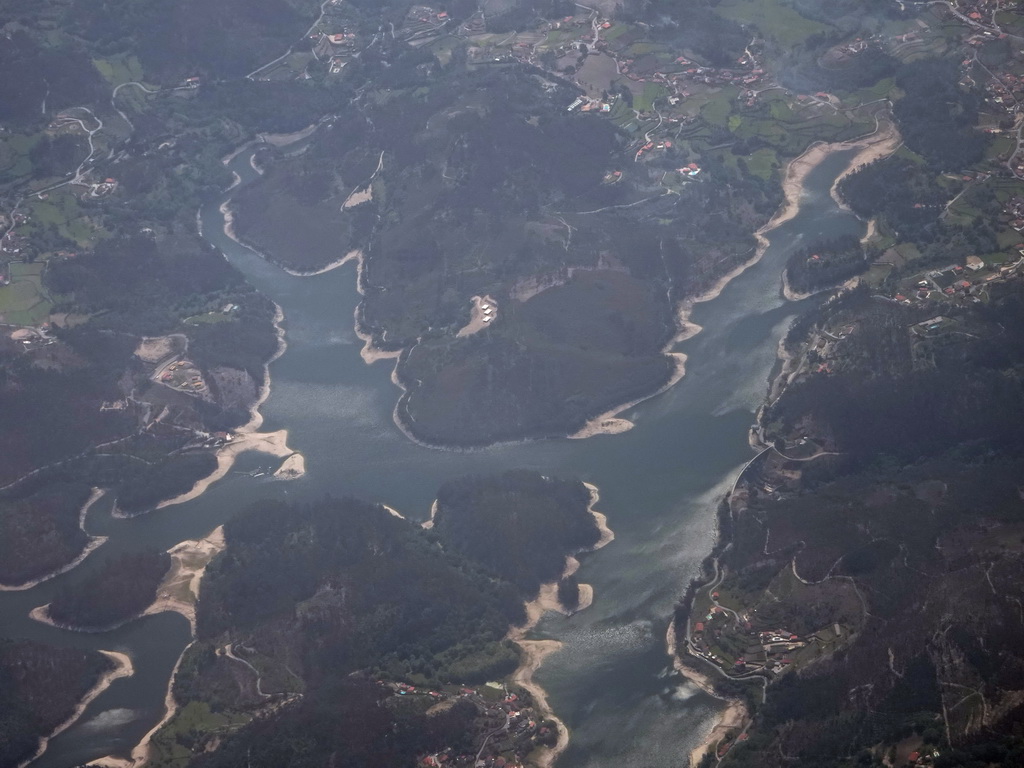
left=715, top=0, right=831, bottom=46
left=635, top=82, right=669, bottom=112
left=0, top=261, right=51, bottom=325
left=92, top=54, right=144, bottom=86
left=845, top=77, right=895, bottom=106
left=25, top=190, right=96, bottom=246
left=747, top=147, right=780, bottom=180
left=603, top=23, right=631, bottom=41
left=0, top=133, right=40, bottom=182
left=147, top=701, right=250, bottom=768
left=700, top=90, right=734, bottom=126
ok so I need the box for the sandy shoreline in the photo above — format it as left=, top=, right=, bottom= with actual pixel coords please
left=156, top=218, right=305, bottom=511
left=566, top=127, right=846, bottom=439
left=0, top=488, right=108, bottom=592
left=29, top=526, right=227, bottom=635
left=18, top=650, right=134, bottom=768
left=258, top=121, right=322, bottom=147
left=143, top=526, right=226, bottom=633
left=657, top=121, right=903, bottom=763
left=340, top=249, right=408, bottom=365
left=85, top=528, right=226, bottom=768
left=665, top=619, right=749, bottom=766
left=284, top=248, right=361, bottom=277
left=829, top=119, right=902, bottom=211
left=123, top=640, right=195, bottom=768
left=507, top=482, right=614, bottom=768
left=573, top=115, right=903, bottom=440
left=781, top=268, right=817, bottom=302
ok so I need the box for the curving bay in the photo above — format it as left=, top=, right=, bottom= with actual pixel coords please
left=1, top=145, right=864, bottom=768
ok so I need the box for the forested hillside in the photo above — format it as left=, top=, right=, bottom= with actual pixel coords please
left=0, top=640, right=115, bottom=768
left=46, top=549, right=170, bottom=629
left=683, top=282, right=1024, bottom=767
left=148, top=471, right=598, bottom=767
left=434, top=470, right=600, bottom=594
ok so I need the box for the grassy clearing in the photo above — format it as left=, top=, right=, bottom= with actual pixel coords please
left=990, top=176, right=1024, bottom=201
left=0, top=261, right=51, bottom=325
left=997, top=227, right=1024, bottom=250
left=428, top=36, right=462, bottom=65
left=700, top=90, right=734, bottom=127
left=185, top=312, right=233, bottom=325
left=148, top=701, right=250, bottom=768
left=986, top=135, right=1016, bottom=161
left=0, top=134, right=39, bottom=182
left=604, top=23, right=631, bottom=41
left=747, top=147, right=779, bottom=180
left=635, top=82, right=669, bottom=112
left=715, top=0, right=831, bottom=46
left=862, top=262, right=894, bottom=287
left=92, top=54, right=145, bottom=86
left=625, top=42, right=659, bottom=56
left=25, top=190, right=96, bottom=246
left=893, top=145, right=926, bottom=165
left=845, top=77, right=895, bottom=106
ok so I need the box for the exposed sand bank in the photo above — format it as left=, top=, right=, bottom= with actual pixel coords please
left=568, top=117, right=904, bottom=440
left=861, top=217, right=878, bottom=245
left=0, top=488, right=108, bottom=592
left=781, top=268, right=816, bottom=302
left=422, top=499, right=438, bottom=529
left=224, top=193, right=356, bottom=278
left=221, top=140, right=258, bottom=166
left=342, top=150, right=384, bottom=211
left=303, top=248, right=406, bottom=365
left=507, top=482, right=614, bottom=768
left=568, top=351, right=686, bottom=439
left=123, top=640, right=195, bottom=768
left=274, top=452, right=305, bottom=479
left=583, top=482, right=616, bottom=550
left=143, top=526, right=226, bottom=633
left=665, top=619, right=750, bottom=766
left=281, top=248, right=362, bottom=277
left=19, top=650, right=134, bottom=768
left=86, top=529, right=224, bottom=768
left=782, top=269, right=862, bottom=303
left=153, top=250, right=303, bottom=511
left=830, top=119, right=902, bottom=210
left=382, top=504, right=406, bottom=520
left=258, top=121, right=321, bottom=147
left=690, top=699, right=747, bottom=765
left=342, top=185, right=373, bottom=209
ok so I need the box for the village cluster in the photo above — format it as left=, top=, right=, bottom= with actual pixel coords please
left=376, top=681, right=555, bottom=768
left=888, top=250, right=1023, bottom=307
left=691, top=615, right=821, bottom=678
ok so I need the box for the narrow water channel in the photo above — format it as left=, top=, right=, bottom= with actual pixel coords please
left=2, top=147, right=864, bottom=768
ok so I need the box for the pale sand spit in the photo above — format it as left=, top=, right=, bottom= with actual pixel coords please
left=143, top=526, right=226, bottom=633
left=19, top=651, right=134, bottom=768
left=506, top=482, right=614, bottom=767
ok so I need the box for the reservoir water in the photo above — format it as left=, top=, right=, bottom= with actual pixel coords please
left=1, top=147, right=864, bottom=768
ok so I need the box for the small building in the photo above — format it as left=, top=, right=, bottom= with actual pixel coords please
left=966, top=255, right=985, bottom=271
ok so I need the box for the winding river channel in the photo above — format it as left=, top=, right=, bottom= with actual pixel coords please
left=2, top=146, right=864, bottom=768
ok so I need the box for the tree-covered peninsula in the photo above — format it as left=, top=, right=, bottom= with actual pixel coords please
left=145, top=470, right=601, bottom=767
